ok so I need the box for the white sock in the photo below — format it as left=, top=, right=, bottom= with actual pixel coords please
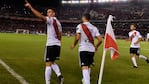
left=131, top=57, right=138, bottom=67
left=45, top=66, right=52, bottom=84
left=88, top=68, right=91, bottom=76
left=82, top=69, right=90, bottom=84
left=51, top=63, right=61, bottom=77
left=139, top=55, right=148, bottom=60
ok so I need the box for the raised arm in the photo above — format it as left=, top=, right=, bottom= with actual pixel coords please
left=25, top=2, right=46, bottom=21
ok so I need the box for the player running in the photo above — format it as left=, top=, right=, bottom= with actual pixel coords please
left=71, top=14, right=102, bottom=84
left=25, top=2, right=64, bottom=84
left=128, top=23, right=149, bottom=68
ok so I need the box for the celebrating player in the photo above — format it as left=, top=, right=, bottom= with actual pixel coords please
left=128, top=23, right=149, bottom=68
left=71, top=14, right=102, bottom=84
left=25, top=2, right=64, bottom=84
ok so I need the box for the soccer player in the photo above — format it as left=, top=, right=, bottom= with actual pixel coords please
left=71, top=14, right=102, bottom=84
left=147, top=33, right=149, bottom=41
left=128, top=23, right=149, bottom=68
left=25, top=2, right=64, bottom=84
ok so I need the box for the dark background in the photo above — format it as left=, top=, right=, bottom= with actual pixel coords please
left=0, top=0, right=62, bottom=8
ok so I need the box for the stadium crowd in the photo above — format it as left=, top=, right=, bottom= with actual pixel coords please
left=1, top=2, right=149, bottom=20
left=0, top=1, right=149, bottom=37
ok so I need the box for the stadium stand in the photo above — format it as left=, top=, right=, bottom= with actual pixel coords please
left=0, top=0, right=149, bottom=38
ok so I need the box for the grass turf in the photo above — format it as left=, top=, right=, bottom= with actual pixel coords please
left=0, top=33, right=149, bottom=84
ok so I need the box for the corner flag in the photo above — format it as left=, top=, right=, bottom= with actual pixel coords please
left=98, top=15, right=119, bottom=84
left=104, top=15, right=119, bottom=60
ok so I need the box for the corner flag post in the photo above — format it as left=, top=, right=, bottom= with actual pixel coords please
left=98, top=15, right=119, bottom=84
left=98, top=50, right=106, bottom=84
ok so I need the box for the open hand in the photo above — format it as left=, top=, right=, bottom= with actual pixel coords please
left=95, top=47, right=98, bottom=53
left=25, top=1, right=32, bottom=9
left=70, top=44, right=75, bottom=49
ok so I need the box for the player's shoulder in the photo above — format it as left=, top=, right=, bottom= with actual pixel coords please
left=54, top=17, right=60, bottom=21
left=91, top=24, right=98, bottom=30
left=46, top=16, right=52, bottom=22
left=129, top=31, right=131, bottom=34
left=46, top=16, right=51, bottom=19
left=133, top=30, right=140, bottom=34
left=76, top=23, right=82, bottom=28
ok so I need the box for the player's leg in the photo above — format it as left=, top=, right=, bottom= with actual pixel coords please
left=88, top=52, right=94, bottom=76
left=138, top=55, right=149, bottom=63
left=80, top=51, right=94, bottom=84
left=88, top=67, right=91, bottom=76
left=50, top=45, right=64, bottom=84
left=51, top=63, right=64, bottom=84
left=51, top=45, right=62, bottom=77
left=45, top=62, right=53, bottom=84
left=51, top=63, right=62, bottom=77
left=130, top=48, right=138, bottom=68
left=82, top=66, right=90, bottom=84
left=136, top=48, right=149, bottom=63
left=131, top=54, right=138, bottom=68
left=44, top=46, right=53, bottom=84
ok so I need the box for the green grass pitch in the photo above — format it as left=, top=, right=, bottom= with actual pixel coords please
left=0, top=33, right=149, bottom=84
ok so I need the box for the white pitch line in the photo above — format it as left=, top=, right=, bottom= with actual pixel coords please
left=0, top=59, right=29, bottom=84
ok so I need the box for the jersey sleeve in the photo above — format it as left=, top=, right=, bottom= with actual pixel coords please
left=57, top=20, right=62, bottom=32
left=58, top=25, right=62, bottom=32
left=137, top=32, right=142, bottom=38
left=76, top=24, right=81, bottom=34
left=46, top=17, right=51, bottom=24
left=128, top=32, right=131, bottom=37
left=95, top=27, right=101, bottom=37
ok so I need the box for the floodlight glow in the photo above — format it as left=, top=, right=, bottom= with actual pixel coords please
left=122, top=0, right=128, bottom=1
left=105, top=0, right=110, bottom=2
left=72, top=1, right=79, bottom=4
left=98, top=0, right=102, bottom=3
left=67, top=1, right=71, bottom=3
left=62, top=0, right=128, bottom=4
left=62, top=1, right=67, bottom=4
left=80, top=0, right=88, bottom=3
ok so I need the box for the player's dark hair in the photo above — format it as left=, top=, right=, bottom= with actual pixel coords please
left=83, top=13, right=91, bottom=20
left=131, top=23, right=137, bottom=27
left=48, top=7, right=56, bottom=13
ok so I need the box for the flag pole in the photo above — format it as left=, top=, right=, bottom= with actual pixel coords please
left=98, top=49, right=106, bottom=84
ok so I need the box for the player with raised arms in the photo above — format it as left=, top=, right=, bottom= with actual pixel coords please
left=25, top=1, right=64, bottom=84
left=71, top=14, right=102, bottom=84
left=128, top=23, right=149, bottom=68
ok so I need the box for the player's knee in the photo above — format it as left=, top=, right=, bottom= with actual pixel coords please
left=46, top=61, right=54, bottom=66
left=81, top=66, right=89, bottom=70
left=130, top=54, right=134, bottom=57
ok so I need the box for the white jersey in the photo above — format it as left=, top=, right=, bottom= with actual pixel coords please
left=76, top=22, right=100, bottom=52
left=147, top=33, right=149, bottom=39
left=46, top=17, right=62, bottom=46
left=129, top=30, right=142, bottom=48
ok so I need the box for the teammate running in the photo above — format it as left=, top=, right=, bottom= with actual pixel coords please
left=71, top=14, right=102, bottom=84
left=128, top=23, right=149, bottom=68
left=25, top=2, right=64, bottom=84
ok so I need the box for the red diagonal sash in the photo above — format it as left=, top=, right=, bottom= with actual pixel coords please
left=53, top=19, right=61, bottom=40
left=81, top=24, right=94, bottom=45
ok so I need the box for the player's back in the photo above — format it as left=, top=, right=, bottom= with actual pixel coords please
left=76, top=22, right=100, bottom=52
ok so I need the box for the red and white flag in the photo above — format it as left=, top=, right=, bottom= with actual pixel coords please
left=104, top=15, right=119, bottom=60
